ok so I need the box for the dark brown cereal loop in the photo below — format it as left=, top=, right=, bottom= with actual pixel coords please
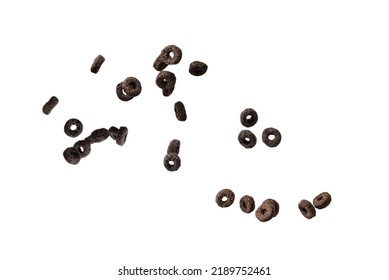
left=167, top=139, right=180, bottom=154
left=85, top=128, right=109, bottom=144
left=263, top=199, right=280, bottom=217
left=189, top=61, right=208, bottom=76
left=64, top=118, right=83, bottom=138
left=174, top=101, right=187, bottom=121
left=42, top=96, right=59, bottom=115
left=239, top=195, right=255, bottom=213
left=313, top=192, right=332, bottom=209
left=262, top=127, right=282, bottom=148
left=215, top=189, right=235, bottom=208
left=298, top=199, right=316, bottom=219
left=153, top=57, right=168, bottom=71
left=255, top=203, right=275, bottom=222
left=116, top=126, right=128, bottom=146
left=240, top=108, right=258, bottom=128
left=156, top=71, right=176, bottom=96
left=116, top=82, right=133, bottom=102
left=153, top=45, right=182, bottom=71
left=161, top=45, right=182, bottom=65
left=90, top=54, right=105, bottom=74
left=163, top=153, right=181, bottom=171
left=63, top=147, right=81, bottom=165
left=238, top=130, right=257, bottom=148
left=122, top=77, right=142, bottom=97
left=108, top=126, right=119, bottom=140
left=73, top=140, right=91, bottom=158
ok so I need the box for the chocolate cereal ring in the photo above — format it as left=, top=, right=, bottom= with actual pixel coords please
left=189, top=61, right=208, bottom=76
left=160, top=45, right=182, bottom=65
left=153, top=57, right=168, bottom=71
left=116, top=82, right=133, bottom=102
left=122, top=77, right=142, bottom=97
left=156, top=71, right=176, bottom=96
left=163, top=153, right=181, bottom=171
left=238, top=130, right=257, bottom=148
left=174, top=101, right=187, bottom=121
left=298, top=199, right=316, bottom=219
left=240, top=108, right=258, bottom=128
left=64, top=118, right=83, bottom=138
left=42, top=96, right=59, bottom=115
left=167, top=139, right=180, bottom=154
left=262, top=199, right=280, bottom=217
left=153, top=45, right=182, bottom=71
left=63, top=147, right=81, bottom=165
left=108, top=126, right=119, bottom=140
left=85, top=128, right=109, bottom=144
left=73, top=140, right=91, bottom=158
left=90, top=54, right=105, bottom=74
left=215, top=189, right=235, bottom=208
left=262, top=127, right=282, bottom=148
left=116, top=126, right=128, bottom=146
left=240, top=195, right=255, bottom=213
left=255, top=203, right=275, bottom=222
left=313, top=192, right=332, bottom=209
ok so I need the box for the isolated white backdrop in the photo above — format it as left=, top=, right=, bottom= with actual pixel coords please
left=1, top=0, right=389, bottom=279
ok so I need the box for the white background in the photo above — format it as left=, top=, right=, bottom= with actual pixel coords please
left=1, top=0, right=389, bottom=279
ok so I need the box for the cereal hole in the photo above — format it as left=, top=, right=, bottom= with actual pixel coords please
left=222, top=196, right=228, bottom=202
left=169, top=160, right=175, bottom=166
left=268, top=134, right=275, bottom=140
left=70, top=124, right=77, bottom=130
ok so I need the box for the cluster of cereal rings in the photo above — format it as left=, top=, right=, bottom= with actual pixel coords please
left=62, top=118, right=128, bottom=165
left=151, top=45, right=207, bottom=171
left=298, top=192, right=332, bottom=219
left=238, top=108, right=282, bottom=149
left=215, top=189, right=279, bottom=222
left=42, top=46, right=207, bottom=168
left=216, top=189, right=331, bottom=221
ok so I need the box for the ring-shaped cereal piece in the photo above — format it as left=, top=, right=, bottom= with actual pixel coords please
left=174, top=101, right=187, bottom=121
left=298, top=199, right=316, bottom=219
left=163, top=153, right=181, bottom=172
left=240, top=108, right=258, bottom=128
left=262, top=127, right=282, bottom=148
left=85, top=128, right=109, bottom=144
left=313, top=192, right=332, bottom=209
left=262, top=199, right=280, bottom=217
left=64, top=118, right=83, bottom=138
left=116, top=126, right=128, bottom=146
left=255, top=203, right=275, bottom=222
left=240, top=195, right=255, bottom=213
left=215, top=189, right=235, bottom=208
left=73, top=140, right=91, bottom=158
left=238, top=130, right=257, bottom=148
left=160, top=45, right=182, bottom=65
left=156, top=71, right=176, bottom=97
left=189, top=61, right=208, bottom=76
left=42, top=96, right=59, bottom=115
left=167, top=139, right=181, bottom=154
left=116, top=82, right=133, bottom=102
left=90, top=54, right=105, bottom=74
left=63, top=147, right=81, bottom=165
left=122, top=77, right=142, bottom=97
